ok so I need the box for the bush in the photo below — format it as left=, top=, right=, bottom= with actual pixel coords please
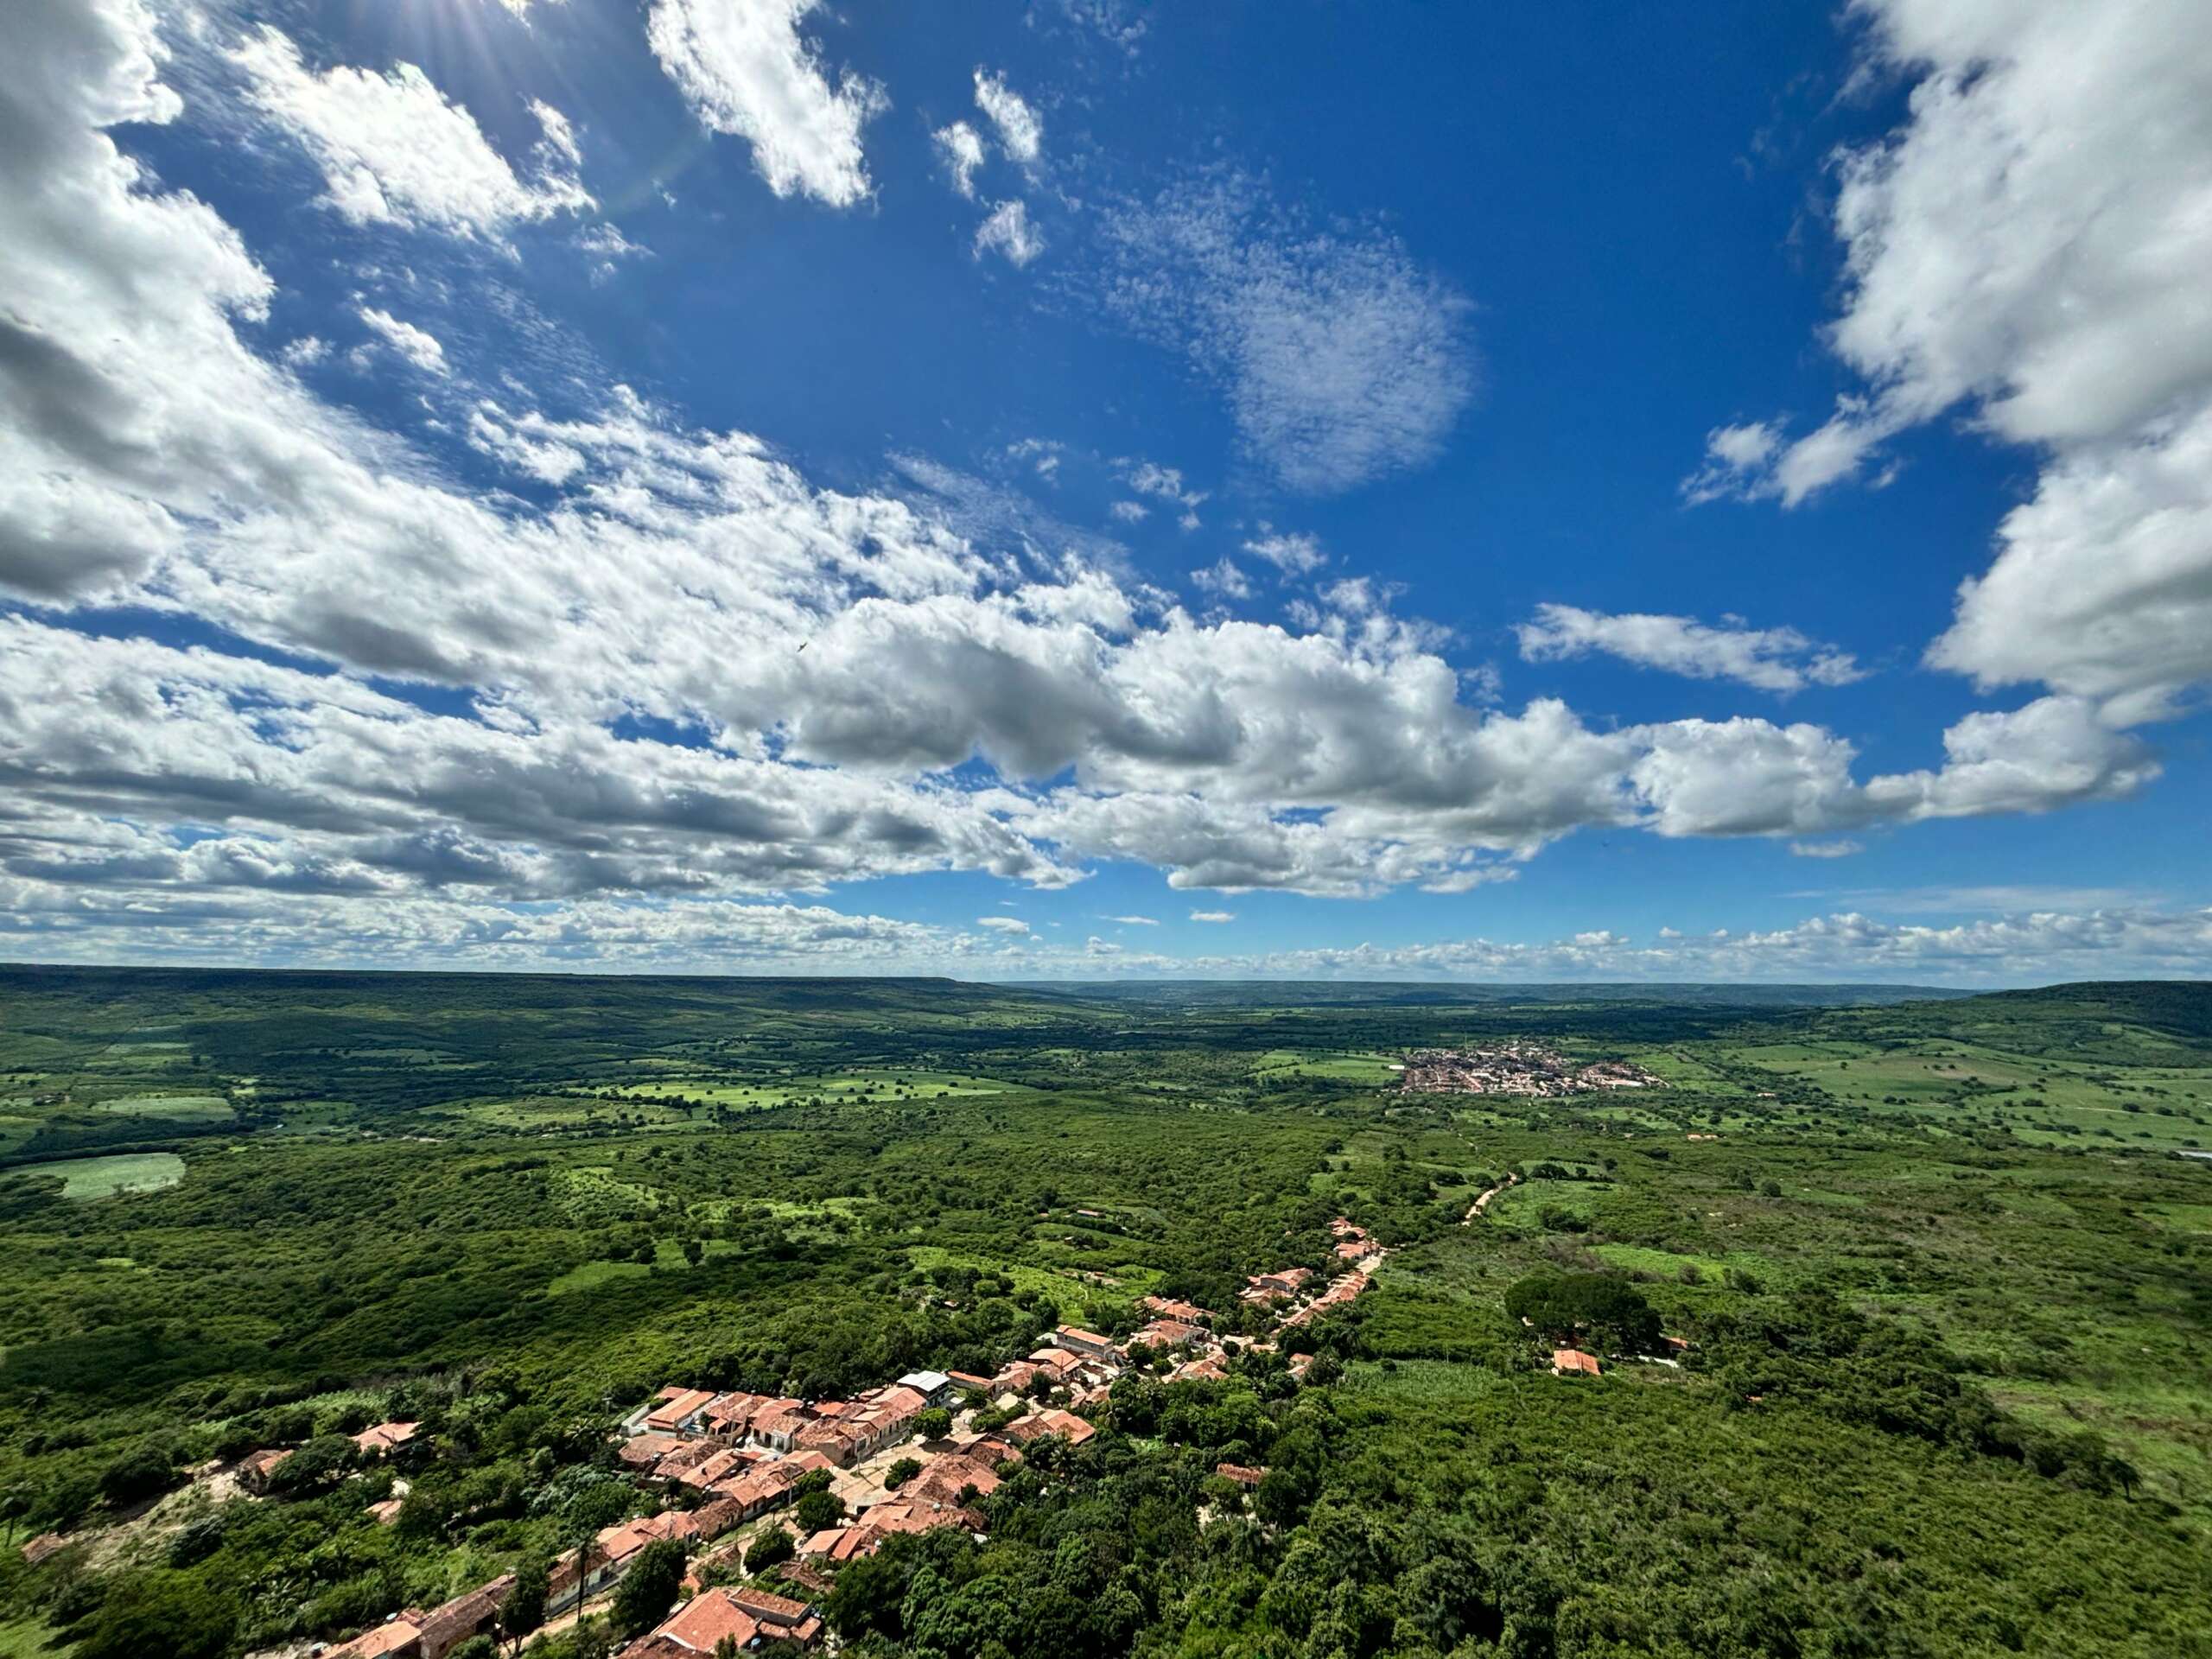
left=884, top=1456, right=923, bottom=1490
left=744, top=1527, right=796, bottom=1573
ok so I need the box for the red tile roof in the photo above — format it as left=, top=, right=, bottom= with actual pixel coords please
left=649, top=1586, right=763, bottom=1653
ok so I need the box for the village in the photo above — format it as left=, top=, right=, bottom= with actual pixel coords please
left=275, top=1218, right=1391, bottom=1658
left=1397, top=1044, right=1659, bottom=1098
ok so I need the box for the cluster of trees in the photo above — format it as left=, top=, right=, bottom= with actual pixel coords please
left=1502, top=1273, right=1664, bottom=1355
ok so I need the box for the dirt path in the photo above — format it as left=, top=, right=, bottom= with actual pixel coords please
left=1463, top=1173, right=1518, bottom=1224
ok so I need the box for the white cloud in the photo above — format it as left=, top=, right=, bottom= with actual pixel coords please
left=974, top=198, right=1043, bottom=266
left=1789, top=839, right=1863, bottom=859
left=232, top=27, right=591, bottom=239
left=972, top=68, right=1042, bottom=167
left=0, top=0, right=2179, bottom=967
left=646, top=0, right=885, bottom=207
left=282, top=336, right=330, bottom=368
left=1242, top=527, right=1325, bottom=576
left=1189, top=909, right=1234, bottom=923
left=1516, top=603, right=1866, bottom=695
left=1108, top=500, right=1147, bottom=524
left=933, top=119, right=985, bottom=199
left=1689, top=0, right=2212, bottom=725
left=976, top=914, right=1030, bottom=933
left=1190, top=558, right=1250, bottom=600
left=357, top=306, right=448, bottom=376
left=1103, top=913, right=1156, bottom=925
left=1090, top=175, right=1473, bottom=493
left=1122, top=461, right=1206, bottom=528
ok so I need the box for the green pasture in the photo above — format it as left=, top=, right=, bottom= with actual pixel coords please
left=1, top=1152, right=187, bottom=1200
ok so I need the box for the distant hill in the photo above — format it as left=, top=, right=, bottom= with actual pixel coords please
left=1007, top=979, right=1974, bottom=1010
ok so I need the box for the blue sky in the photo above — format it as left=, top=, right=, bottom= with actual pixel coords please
left=3, top=0, right=2209, bottom=982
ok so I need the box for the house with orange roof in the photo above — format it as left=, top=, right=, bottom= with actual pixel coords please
left=1552, top=1348, right=1601, bottom=1376
left=618, top=1432, right=686, bottom=1471
left=1128, top=1318, right=1205, bottom=1352
left=615, top=1586, right=761, bottom=1657
left=238, top=1447, right=293, bottom=1493
left=730, top=1584, right=823, bottom=1643
left=325, top=1573, right=513, bottom=1659
left=642, top=1389, right=721, bottom=1435
left=1051, top=1324, right=1119, bottom=1363
left=1002, top=1408, right=1096, bottom=1447
left=351, top=1421, right=420, bottom=1458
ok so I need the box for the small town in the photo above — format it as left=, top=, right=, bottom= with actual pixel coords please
left=1397, top=1045, right=1659, bottom=1098
left=214, top=1220, right=1390, bottom=1658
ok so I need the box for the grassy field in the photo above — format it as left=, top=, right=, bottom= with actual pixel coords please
left=93, top=1096, right=232, bottom=1122
left=2, top=1151, right=187, bottom=1199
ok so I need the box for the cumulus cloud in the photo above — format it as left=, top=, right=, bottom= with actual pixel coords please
left=357, top=307, right=448, bottom=376
left=1090, top=174, right=1473, bottom=493
left=0, top=0, right=2177, bottom=968
left=1516, top=603, right=1866, bottom=695
left=976, top=914, right=1030, bottom=933
left=933, top=119, right=984, bottom=198
left=1688, top=0, right=2212, bottom=723
left=1190, top=559, right=1250, bottom=601
left=1242, top=527, right=1325, bottom=576
left=972, top=69, right=1041, bottom=168
left=232, top=27, right=591, bottom=238
left=1122, top=461, right=1205, bottom=528
left=974, top=198, right=1043, bottom=266
left=647, top=0, right=885, bottom=207
left=1189, top=909, right=1234, bottom=923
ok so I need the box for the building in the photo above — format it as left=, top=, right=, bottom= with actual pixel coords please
left=1002, top=1408, right=1096, bottom=1448
left=1128, top=1318, right=1205, bottom=1353
left=642, top=1388, right=721, bottom=1435
left=326, top=1574, right=513, bottom=1659
left=616, top=1587, right=763, bottom=1657
left=237, top=1447, right=293, bottom=1494
left=1050, top=1325, right=1119, bottom=1363
left=730, top=1585, right=823, bottom=1644
left=619, top=1432, right=687, bottom=1471
left=897, top=1370, right=954, bottom=1406
left=351, top=1421, right=420, bottom=1458
left=549, top=1513, right=690, bottom=1613
left=1214, top=1463, right=1266, bottom=1489
left=1025, top=1346, right=1086, bottom=1382
left=1552, top=1349, right=1601, bottom=1377
left=1141, top=1294, right=1213, bottom=1324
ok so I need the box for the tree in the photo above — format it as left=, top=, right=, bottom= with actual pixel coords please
left=915, top=1407, right=952, bottom=1440
left=500, top=1556, right=550, bottom=1652
left=97, top=1441, right=180, bottom=1510
left=266, top=1433, right=356, bottom=1495
left=745, top=1525, right=796, bottom=1573
left=1503, top=1272, right=1662, bottom=1355
left=70, top=1572, right=237, bottom=1659
left=883, top=1457, right=923, bottom=1490
left=794, top=1484, right=845, bottom=1534
left=612, top=1537, right=687, bottom=1638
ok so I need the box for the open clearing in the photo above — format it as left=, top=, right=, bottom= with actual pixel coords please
left=3, top=1151, right=187, bottom=1199
left=94, top=1094, right=232, bottom=1122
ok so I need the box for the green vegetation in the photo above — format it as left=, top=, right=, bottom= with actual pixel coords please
left=1, top=967, right=2208, bottom=1657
